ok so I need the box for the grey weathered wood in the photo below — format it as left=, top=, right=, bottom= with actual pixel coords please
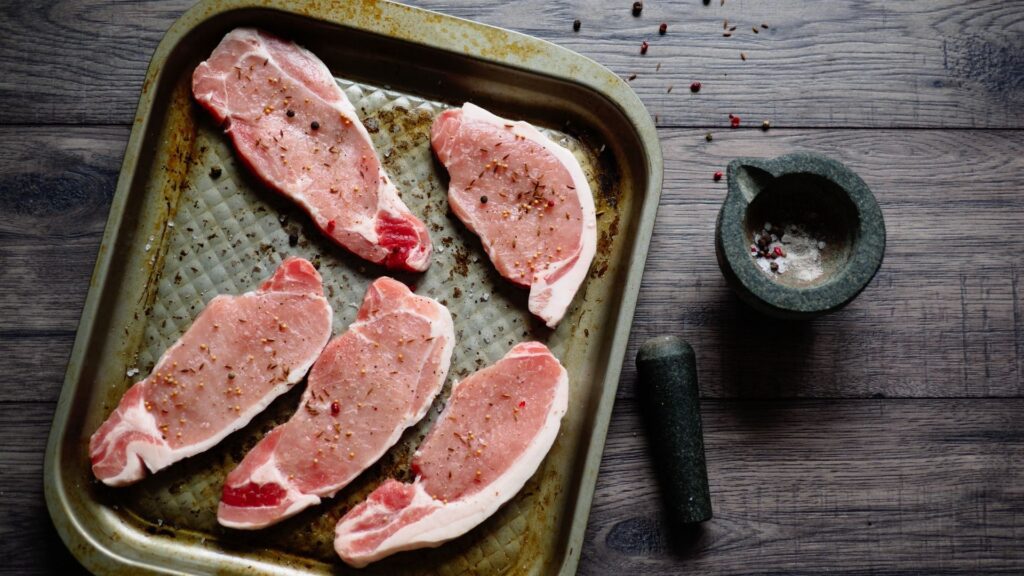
left=0, top=1, right=1022, bottom=128
left=0, top=404, right=87, bottom=575
left=0, top=126, right=125, bottom=334
left=0, top=127, right=125, bottom=405
left=581, top=398, right=1024, bottom=575
left=0, top=0, right=194, bottom=124
left=1, top=1, right=1023, bottom=575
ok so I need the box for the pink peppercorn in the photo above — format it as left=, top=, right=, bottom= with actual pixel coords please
left=713, top=171, right=723, bottom=181
left=730, top=115, right=741, bottom=128
left=640, top=41, right=649, bottom=54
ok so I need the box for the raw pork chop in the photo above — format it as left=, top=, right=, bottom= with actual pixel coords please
left=218, top=277, right=454, bottom=529
left=431, top=103, right=596, bottom=327
left=192, top=28, right=432, bottom=272
left=333, top=342, right=568, bottom=567
left=89, top=258, right=333, bottom=487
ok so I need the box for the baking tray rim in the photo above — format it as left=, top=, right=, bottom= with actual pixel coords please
left=43, top=1, right=664, bottom=574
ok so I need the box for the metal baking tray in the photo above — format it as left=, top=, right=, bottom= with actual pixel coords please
left=44, top=1, right=662, bottom=574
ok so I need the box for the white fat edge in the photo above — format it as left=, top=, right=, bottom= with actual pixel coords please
left=99, top=288, right=331, bottom=486
left=459, top=104, right=597, bottom=327
left=514, top=119, right=596, bottom=327
left=217, top=453, right=322, bottom=530
left=334, top=482, right=442, bottom=568
left=95, top=393, right=166, bottom=487
left=336, top=353, right=570, bottom=567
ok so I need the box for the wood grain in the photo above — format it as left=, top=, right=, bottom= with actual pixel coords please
left=1, top=1, right=1022, bottom=575
left=0, top=404, right=87, bottom=575
left=1, top=1, right=1022, bottom=127
left=581, top=398, right=1024, bottom=575
left=0, top=127, right=124, bottom=406
left=0, top=126, right=124, bottom=334
left=0, top=0, right=194, bottom=125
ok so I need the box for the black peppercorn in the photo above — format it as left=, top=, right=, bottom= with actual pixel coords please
left=209, top=166, right=222, bottom=179
left=632, top=1, right=643, bottom=16
left=480, top=196, right=489, bottom=204
left=310, top=121, right=320, bottom=130
left=573, top=19, right=581, bottom=32
left=286, top=109, right=295, bottom=118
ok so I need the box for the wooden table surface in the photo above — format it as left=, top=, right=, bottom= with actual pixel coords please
left=2, top=1, right=1022, bottom=574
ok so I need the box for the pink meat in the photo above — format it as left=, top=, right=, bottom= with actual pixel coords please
left=192, top=28, right=432, bottom=272
left=333, top=342, right=568, bottom=567
left=431, top=103, right=597, bottom=327
left=218, top=277, right=454, bottom=529
left=89, top=258, right=333, bottom=487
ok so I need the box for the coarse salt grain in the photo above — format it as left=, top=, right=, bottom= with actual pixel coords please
left=752, top=223, right=826, bottom=282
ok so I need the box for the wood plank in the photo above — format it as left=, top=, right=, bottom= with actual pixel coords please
left=0, top=126, right=125, bottom=336
left=0, top=0, right=193, bottom=125
left=1, top=1, right=1021, bottom=128
left=0, top=334, right=76, bottom=403
left=0, top=127, right=123, bottom=405
left=0, top=404, right=88, bottom=575
left=581, top=398, right=1024, bottom=575
left=2, top=127, right=1020, bottom=402
left=2, top=2, right=1021, bottom=575
left=416, top=0, right=1024, bottom=129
